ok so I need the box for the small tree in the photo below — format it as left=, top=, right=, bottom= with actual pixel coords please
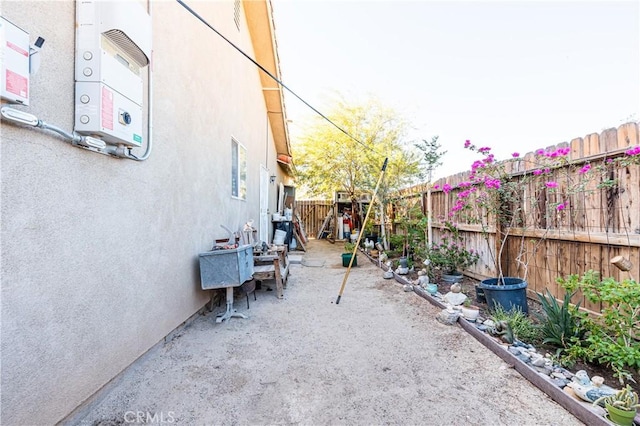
left=414, top=136, right=446, bottom=246
left=294, top=95, right=421, bottom=236
left=414, top=135, right=446, bottom=183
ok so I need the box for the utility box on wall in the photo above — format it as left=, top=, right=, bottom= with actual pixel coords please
left=74, top=1, right=152, bottom=147
left=0, top=17, right=30, bottom=105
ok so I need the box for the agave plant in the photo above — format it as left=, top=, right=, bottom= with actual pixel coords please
left=536, top=289, right=582, bottom=348
left=593, top=385, right=640, bottom=411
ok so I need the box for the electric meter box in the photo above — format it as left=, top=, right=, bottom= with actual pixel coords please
left=0, top=17, right=30, bottom=105
left=74, top=1, right=151, bottom=147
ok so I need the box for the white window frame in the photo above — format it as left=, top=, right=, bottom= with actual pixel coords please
left=231, top=137, right=247, bottom=200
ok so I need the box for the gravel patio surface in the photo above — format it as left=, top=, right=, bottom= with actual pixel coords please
left=77, top=239, right=582, bottom=425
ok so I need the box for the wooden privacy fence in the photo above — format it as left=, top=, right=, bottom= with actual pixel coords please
left=429, top=122, right=639, bottom=314
left=294, top=200, right=333, bottom=239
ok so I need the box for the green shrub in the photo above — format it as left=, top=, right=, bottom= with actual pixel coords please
left=388, top=234, right=405, bottom=251
left=427, top=222, right=479, bottom=274
left=557, top=271, right=640, bottom=384
left=490, top=305, right=543, bottom=345
left=536, top=289, right=583, bottom=348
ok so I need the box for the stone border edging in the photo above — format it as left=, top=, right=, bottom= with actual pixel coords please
left=362, top=250, right=609, bottom=426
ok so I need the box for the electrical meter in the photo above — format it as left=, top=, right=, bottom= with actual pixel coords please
left=1, top=16, right=30, bottom=105
left=74, top=1, right=152, bottom=147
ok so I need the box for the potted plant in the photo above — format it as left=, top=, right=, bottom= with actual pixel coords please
left=460, top=298, right=480, bottom=322
left=362, top=220, right=378, bottom=244
left=342, top=241, right=358, bottom=267
left=593, top=385, right=639, bottom=426
left=427, top=221, right=479, bottom=282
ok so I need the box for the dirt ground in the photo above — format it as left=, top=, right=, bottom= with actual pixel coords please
left=78, top=240, right=582, bottom=425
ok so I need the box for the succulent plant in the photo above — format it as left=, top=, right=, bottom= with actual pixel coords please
left=593, top=385, right=640, bottom=411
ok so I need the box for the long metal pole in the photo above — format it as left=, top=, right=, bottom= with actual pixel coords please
left=336, top=158, right=388, bottom=304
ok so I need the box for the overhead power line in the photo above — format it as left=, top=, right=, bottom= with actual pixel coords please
left=176, top=0, right=380, bottom=156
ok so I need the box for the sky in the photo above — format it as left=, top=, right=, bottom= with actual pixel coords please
left=271, top=0, right=640, bottom=180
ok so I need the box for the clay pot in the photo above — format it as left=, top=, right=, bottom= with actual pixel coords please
left=461, top=305, right=480, bottom=322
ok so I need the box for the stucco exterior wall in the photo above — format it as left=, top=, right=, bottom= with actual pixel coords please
left=0, top=1, right=284, bottom=423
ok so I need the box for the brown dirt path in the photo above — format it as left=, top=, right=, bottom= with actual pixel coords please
left=78, top=240, right=582, bottom=425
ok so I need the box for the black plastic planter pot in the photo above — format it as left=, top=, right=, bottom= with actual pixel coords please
left=475, top=284, right=486, bottom=303
left=479, top=277, right=528, bottom=315
left=442, top=272, right=463, bottom=283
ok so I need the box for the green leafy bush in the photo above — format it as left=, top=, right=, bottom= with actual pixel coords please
left=490, top=305, right=543, bottom=345
left=427, top=222, right=479, bottom=273
left=557, top=270, right=640, bottom=384
left=536, top=289, right=583, bottom=348
left=387, top=234, right=406, bottom=252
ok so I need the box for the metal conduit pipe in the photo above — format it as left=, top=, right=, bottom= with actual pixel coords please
left=37, top=121, right=82, bottom=144
left=128, top=0, right=154, bottom=162
left=0, top=106, right=108, bottom=152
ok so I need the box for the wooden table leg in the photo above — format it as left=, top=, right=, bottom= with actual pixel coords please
left=273, top=257, right=284, bottom=299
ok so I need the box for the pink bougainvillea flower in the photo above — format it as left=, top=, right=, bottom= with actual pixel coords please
left=478, top=147, right=491, bottom=154
left=464, top=140, right=471, bottom=148
left=579, top=164, right=591, bottom=174
left=533, top=169, right=543, bottom=176
left=443, top=183, right=452, bottom=194
left=458, top=190, right=472, bottom=199
left=535, top=149, right=545, bottom=156
left=484, top=178, right=501, bottom=189
left=545, top=181, right=558, bottom=188
left=512, top=152, right=520, bottom=158
left=451, top=200, right=466, bottom=212
left=625, top=145, right=640, bottom=156
left=471, top=160, right=485, bottom=172
left=459, top=181, right=472, bottom=188
left=434, top=184, right=440, bottom=190
left=544, top=168, right=551, bottom=174
left=557, top=201, right=568, bottom=211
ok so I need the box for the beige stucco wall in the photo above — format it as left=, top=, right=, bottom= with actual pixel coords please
left=0, top=1, right=284, bottom=423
